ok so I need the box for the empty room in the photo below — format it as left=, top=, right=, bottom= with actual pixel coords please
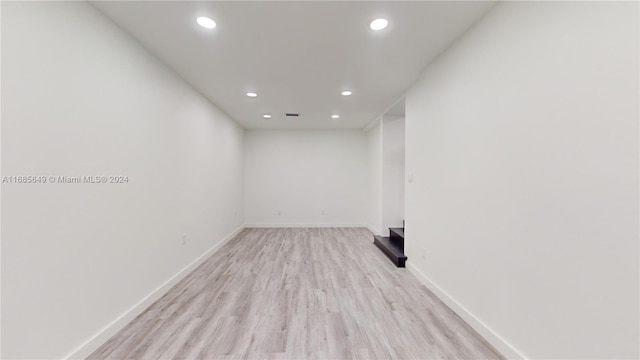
left=2, top=1, right=638, bottom=359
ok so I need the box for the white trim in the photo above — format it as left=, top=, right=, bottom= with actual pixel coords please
left=406, top=263, right=526, bottom=360
left=364, top=223, right=380, bottom=235
left=244, top=223, right=367, bottom=228
left=64, top=224, right=246, bottom=359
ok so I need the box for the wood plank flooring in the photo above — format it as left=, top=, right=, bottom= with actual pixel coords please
left=87, top=227, right=504, bottom=359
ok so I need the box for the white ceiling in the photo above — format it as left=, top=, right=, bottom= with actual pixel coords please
left=92, top=1, right=496, bottom=129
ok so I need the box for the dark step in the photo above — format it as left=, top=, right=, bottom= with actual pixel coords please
left=390, top=227, right=404, bottom=240
left=373, top=235, right=407, bottom=268
left=389, top=228, right=405, bottom=253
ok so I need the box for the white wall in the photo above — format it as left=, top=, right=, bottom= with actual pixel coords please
left=244, top=129, right=367, bottom=226
left=366, top=122, right=383, bottom=234
left=1, top=2, right=244, bottom=359
left=381, top=116, right=405, bottom=236
left=405, top=1, right=638, bottom=359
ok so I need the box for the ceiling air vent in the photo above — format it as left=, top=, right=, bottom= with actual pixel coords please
left=285, top=113, right=300, bottom=117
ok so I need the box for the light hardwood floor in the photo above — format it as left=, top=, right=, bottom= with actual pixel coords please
left=88, top=227, right=504, bottom=360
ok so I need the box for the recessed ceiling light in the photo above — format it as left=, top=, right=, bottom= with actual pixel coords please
left=197, top=17, right=217, bottom=29
left=341, top=90, right=352, bottom=96
left=263, top=114, right=272, bottom=119
left=370, top=18, right=388, bottom=31
left=331, top=115, right=340, bottom=119
left=246, top=92, right=258, bottom=97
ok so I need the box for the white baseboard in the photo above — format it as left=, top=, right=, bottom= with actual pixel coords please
left=244, top=223, right=367, bottom=228
left=64, top=224, right=246, bottom=359
left=364, top=223, right=380, bottom=235
left=406, top=263, right=526, bottom=360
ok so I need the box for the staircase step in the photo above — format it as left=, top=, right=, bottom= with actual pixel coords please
left=389, top=227, right=404, bottom=239
left=373, top=235, right=407, bottom=267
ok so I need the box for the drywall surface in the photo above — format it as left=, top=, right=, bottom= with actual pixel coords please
left=244, top=129, right=367, bottom=226
left=2, top=2, right=244, bottom=358
left=366, top=122, right=383, bottom=234
left=381, top=116, right=405, bottom=235
left=405, top=1, right=639, bottom=358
